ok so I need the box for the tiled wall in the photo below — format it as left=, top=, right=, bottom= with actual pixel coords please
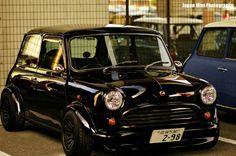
left=0, top=0, right=109, bottom=92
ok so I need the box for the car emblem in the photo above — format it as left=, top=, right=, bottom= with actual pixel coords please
left=159, top=90, right=166, bottom=96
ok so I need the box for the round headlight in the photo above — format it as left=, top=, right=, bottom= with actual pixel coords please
left=200, top=86, right=217, bottom=105
left=104, top=91, right=123, bottom=111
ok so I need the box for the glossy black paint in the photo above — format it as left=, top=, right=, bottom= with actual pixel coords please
left=1, top=24, right=219, bottom=151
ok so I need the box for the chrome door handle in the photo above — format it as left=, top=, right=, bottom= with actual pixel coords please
left=217, top=67, right=228, bottom=72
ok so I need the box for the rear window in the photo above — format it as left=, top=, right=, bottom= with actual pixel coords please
left=197, top=29, right=227, bottom=58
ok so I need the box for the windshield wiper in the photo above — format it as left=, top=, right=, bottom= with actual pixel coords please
left=144, top=61, right=169, bottom=71
left=116, top=60, right=138, bottom=66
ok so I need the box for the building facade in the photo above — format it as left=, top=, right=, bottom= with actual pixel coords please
left=0, top=0, right=109, bottom=92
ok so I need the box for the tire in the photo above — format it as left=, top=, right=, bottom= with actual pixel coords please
left=62, top=111, right=94, bottom=156
left=0, top=91, right=25, bottom=131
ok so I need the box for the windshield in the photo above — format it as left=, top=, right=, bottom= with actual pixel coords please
left=70, top=34, right=171, bottom=70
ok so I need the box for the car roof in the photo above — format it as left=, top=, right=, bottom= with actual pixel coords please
left=204, top=20, right=236, bottom=28
left=27, top=24, right=160, bottom=36
left=134, top=17, right=203, bottom=25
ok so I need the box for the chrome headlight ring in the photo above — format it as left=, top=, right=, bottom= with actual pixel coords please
left=104, top=91, right=123, bottom=111
left=200, top=85, right=217, bottom=105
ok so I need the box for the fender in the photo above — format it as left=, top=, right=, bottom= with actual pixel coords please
left=65, top=101, right=97, bottom=134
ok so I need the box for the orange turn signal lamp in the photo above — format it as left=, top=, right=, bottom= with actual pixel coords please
left=204, top=111, right=212, bottom=120
left=108, top=117, right=116, bottom=126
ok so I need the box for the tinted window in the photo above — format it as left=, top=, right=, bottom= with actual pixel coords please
left=39, top=38, right=64, bottom=71
left=17, top=35, right=42, bottom=67
left=227, top=29, right=236, bottom=59
left=197, top=29, right=227, bottom=58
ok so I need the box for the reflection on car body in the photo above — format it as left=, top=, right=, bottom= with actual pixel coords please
left=0, top=24, right=218, bottom=156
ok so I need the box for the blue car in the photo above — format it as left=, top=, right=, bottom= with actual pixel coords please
left=183, top=20, right=236, bottom=111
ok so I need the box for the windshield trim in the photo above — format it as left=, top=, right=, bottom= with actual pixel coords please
left=105, top=36, right=117, bottom=65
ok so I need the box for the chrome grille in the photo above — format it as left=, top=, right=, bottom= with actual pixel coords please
left=121, top=104, right=201, bottom=129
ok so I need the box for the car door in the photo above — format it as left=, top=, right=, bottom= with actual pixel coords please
left=29, top=36, right=67, bottom=129
left=183, top=28, right=228, bottom=104
left=215, top=28, right=236, bottom=109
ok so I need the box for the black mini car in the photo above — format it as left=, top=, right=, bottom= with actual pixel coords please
left=0, top=24, right=219, bottom=155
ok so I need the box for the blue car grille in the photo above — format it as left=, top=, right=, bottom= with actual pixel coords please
left=121, top=104, right=201, bottom=129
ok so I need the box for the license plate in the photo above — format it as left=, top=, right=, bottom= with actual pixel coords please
left=149, top=128, right=185, bottom=143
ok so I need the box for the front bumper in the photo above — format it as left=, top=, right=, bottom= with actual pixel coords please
left=93, top=103, right=219, bottom=151
left=93, top=122, right=219, bottom=151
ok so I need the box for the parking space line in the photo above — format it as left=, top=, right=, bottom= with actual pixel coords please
left=219, top=136, right=236, bottom=145
left=0, top=151, right=11, bottom=156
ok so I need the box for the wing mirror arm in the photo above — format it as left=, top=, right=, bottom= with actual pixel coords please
left=174, top=60, right=183, bottom=72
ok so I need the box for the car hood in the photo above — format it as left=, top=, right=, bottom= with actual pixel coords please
left=72, top=68, right=206, bottom=99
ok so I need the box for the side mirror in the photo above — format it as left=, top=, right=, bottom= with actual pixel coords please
left=174, top=60, right=183, bottom=72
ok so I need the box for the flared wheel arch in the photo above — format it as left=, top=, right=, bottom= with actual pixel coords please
left=64, top=102, right=97, bottom=134
left=0, top=87, right=25, bottom=114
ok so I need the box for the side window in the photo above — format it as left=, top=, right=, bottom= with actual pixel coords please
left=39, top=38, right=64, bottom=71
left=227, top=30, right=236, bottom=59
left=197, top=29, right=227, bottom=58
left=17, top=35, right=42, bottom=67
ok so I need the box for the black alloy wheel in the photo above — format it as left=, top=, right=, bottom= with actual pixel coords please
left=62, top=111, right=94, bottom=156
left=1, top=97, right=11, bottom=127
